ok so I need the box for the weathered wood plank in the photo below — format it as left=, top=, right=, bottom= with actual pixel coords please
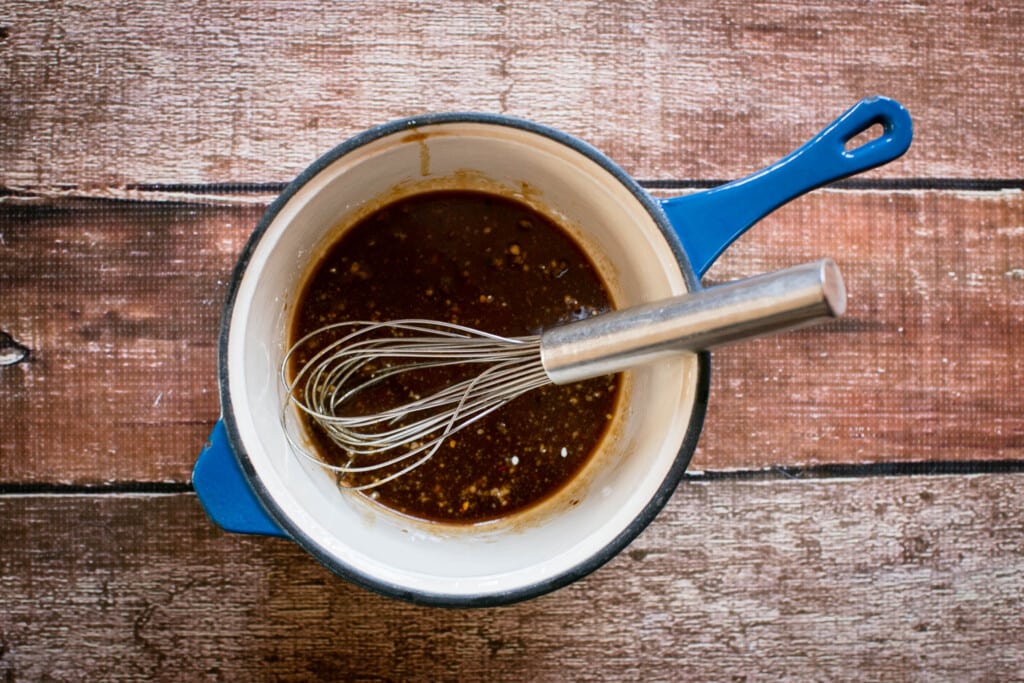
left=0, top=202, right=262, bottom=483
left=1, top=190, right=1022, bottom=482
left=0, top=475, right=1022, bottom=681
left=694, top=188, right=1024, bottom=471
left=1, top=0, right=1021, bottom=188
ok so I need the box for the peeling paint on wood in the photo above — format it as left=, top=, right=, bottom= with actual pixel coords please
left=0, top=330, right=30, bottom=366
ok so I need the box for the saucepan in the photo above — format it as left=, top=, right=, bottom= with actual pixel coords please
left=193, top=96, right=911, bottom=606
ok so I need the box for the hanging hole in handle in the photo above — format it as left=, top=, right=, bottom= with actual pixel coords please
left=844, top=121, right=886, bottom=152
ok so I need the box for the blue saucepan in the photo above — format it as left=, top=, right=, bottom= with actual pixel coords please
left=193, top=96, right=911, bottom=606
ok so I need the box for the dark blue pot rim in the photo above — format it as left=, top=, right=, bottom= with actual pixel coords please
left=217, top=112, right=711, bottom=608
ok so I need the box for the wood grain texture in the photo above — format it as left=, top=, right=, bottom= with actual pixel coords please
left=693, top=188, right=1024, bottom=470
left=0, top=475, right=1022, bottom=681
left=0, top=202, right=261, bottom=483
left=1, top=190, right=1022, bottom=483
left=1, top=0, right=1022, bottom=188
left=2, top=1, right=1021, bottom=679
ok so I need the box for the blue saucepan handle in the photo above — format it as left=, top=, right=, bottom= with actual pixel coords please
left=193, top=419, right=287, bottom=537
left=661, top=96, right=912, bottom=277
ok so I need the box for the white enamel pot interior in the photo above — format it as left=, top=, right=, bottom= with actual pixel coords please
left=220, top=114, right=709, bottom=606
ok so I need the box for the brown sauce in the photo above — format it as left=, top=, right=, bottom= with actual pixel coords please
left=289, top=190, right=619, bottom=524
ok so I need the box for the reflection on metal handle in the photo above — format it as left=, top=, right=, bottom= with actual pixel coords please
left=540, top=259, right=845, bottom=385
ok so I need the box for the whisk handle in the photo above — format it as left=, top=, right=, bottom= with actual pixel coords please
left=540, top=259, right=845, bottom=385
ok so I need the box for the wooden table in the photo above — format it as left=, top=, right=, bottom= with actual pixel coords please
left=2, top=1, right=1022, bottom=679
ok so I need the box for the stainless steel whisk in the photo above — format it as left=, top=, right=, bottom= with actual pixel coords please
left=282, top=258, right=846, bottom=489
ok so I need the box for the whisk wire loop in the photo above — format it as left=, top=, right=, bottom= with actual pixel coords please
left=281, top=320, right=547, bottom=489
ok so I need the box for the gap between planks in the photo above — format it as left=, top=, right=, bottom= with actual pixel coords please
left=1, top=178, right=1022, bottom=207
left=2, top=461, right=1024, bottom=498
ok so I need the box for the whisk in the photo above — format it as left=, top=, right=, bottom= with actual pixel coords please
left=282, top=258, right=846, bottom=489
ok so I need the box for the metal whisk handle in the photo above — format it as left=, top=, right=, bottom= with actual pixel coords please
left=540, top=258, right=846, bottom=385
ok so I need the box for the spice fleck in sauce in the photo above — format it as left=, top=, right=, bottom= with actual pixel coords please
left=290, top=190, right=619, bottom=523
